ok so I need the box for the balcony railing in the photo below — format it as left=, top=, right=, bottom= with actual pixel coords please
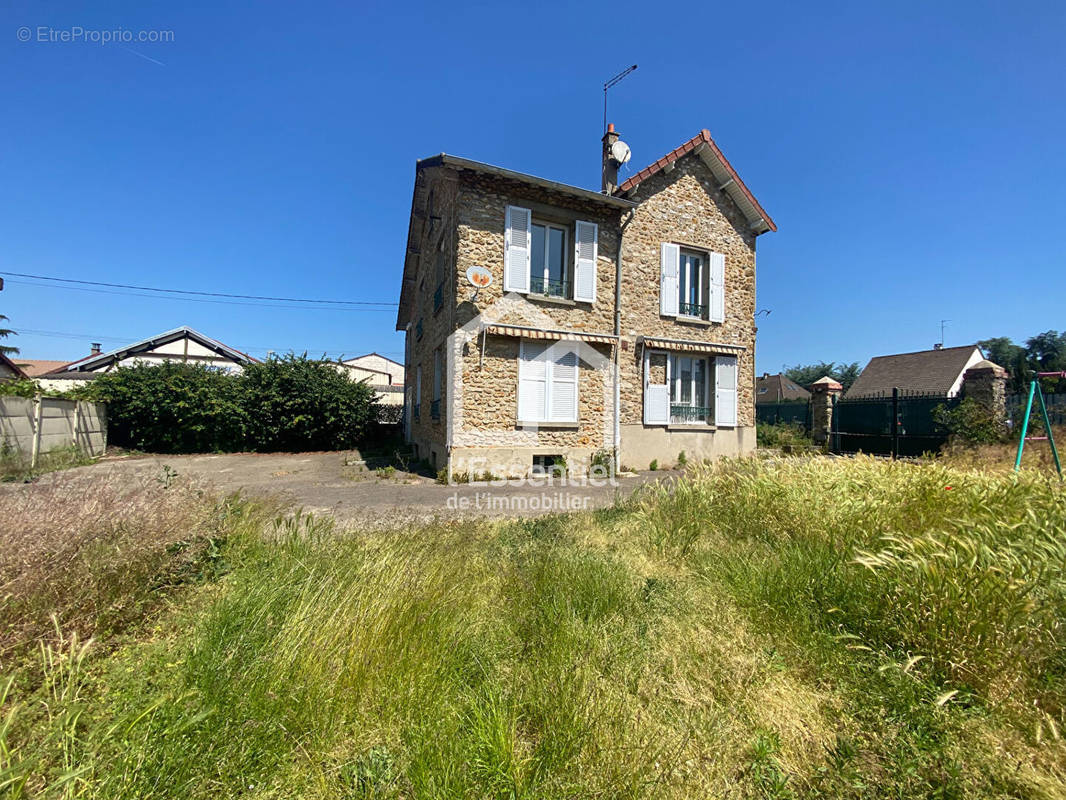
left=670, top=404, right=711, bottom=424
left=433, top=281, right=444, bottom=312
left=679, top=302, right=708, bottom=318
left=430, top=399, right=441, bottom=420
left=530, top=276, right=571, bottom=299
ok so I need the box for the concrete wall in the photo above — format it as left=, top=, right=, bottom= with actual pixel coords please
left=0, top=396, right=107, bottom=460
left=619, top=423, right=753, bottom=470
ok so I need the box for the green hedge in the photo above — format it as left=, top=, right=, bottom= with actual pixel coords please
left=83, top=356, right=378, bottom=453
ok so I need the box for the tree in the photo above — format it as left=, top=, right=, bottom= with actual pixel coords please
left=784, top=361, right=861, bottom=392
left=978, top=337, right=1028, bottom=392
left=1025, top=330, right=1066, bottom=371
left=0, top=314, right=18, bottom=356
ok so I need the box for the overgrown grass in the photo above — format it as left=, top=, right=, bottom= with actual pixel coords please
left=2, top=457, right=1065, bottom=797
left=0, top=445, right=96, bottom=483
left=756, top=422, right=813, bottom=452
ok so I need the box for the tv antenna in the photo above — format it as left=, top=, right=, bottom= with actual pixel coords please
left=939, top=319, right=950, bottom=348
left=603, top=64, right=637, bottom=133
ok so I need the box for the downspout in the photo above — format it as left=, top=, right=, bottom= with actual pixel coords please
left=613, top=209, right=633, bottom=476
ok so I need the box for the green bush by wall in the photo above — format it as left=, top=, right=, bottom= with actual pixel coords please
left=84, top=356, right=378, bottom=453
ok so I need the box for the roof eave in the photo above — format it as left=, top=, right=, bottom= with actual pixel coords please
left=420, top=154, right=637, bottom=210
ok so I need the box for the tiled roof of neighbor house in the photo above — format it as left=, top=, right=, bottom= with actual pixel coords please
left=16, top=359, right=72, bottom=377
left=756, top=373, right=811, bottom=401
left=1, top=353, right=29, bottom=379
left=845, top=345, right=983, bottom=398
left=61, top=326, right=259, bottom=372
left=616, top=129, right=777, bottom=234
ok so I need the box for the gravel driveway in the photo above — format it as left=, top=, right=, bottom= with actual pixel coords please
left=41, top=451, right=673, bottom=528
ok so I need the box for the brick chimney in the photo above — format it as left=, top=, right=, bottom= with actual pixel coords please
left=601, top=123, right=620, bottom=194
left=90, top=342, right=101, bottom=355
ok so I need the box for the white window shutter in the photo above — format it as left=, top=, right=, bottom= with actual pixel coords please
left=549, top=347, right=578, bottom=422
left=518, top=341, right=548, bottom=421
left=504, top=206, right=531, bottom=293
left=709, top=252, right=725, bottom=323
left=715, top=355, right=738, bottom=427
left=660, top=243, right=679, bottom=317
left=573, top=221, right=597, bottom=303
left=643, top=351, right=670, bottom=425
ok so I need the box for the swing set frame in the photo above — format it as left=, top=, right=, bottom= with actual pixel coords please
left=1014, top=371, right=1063, bottom=478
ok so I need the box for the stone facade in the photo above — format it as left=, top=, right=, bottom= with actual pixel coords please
left=398, top=143, right=770, bottom=479
left=616, top=156, right=759, bottom=467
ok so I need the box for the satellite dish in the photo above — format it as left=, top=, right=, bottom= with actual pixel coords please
left=466, top=266, right=492, bottom=288
left=610, top=139, right=631, bottom=165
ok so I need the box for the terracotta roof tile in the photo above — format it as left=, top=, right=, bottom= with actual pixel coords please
left=618, top=129, right=776, bottom=233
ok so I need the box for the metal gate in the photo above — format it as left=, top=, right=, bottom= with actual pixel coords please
left=832, top=388, right=959, bottom=458
left=755, top=400, right=812, bottom=433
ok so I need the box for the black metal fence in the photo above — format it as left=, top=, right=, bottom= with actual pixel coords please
left=832, top=388, right=959, bottom=458
left=1007, top=392, right=1065, bottom=429
left=755, top=400, right=811, bottom=432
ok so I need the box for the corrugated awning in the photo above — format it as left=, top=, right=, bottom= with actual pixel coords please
left=640, top=336, right=746, bottom=354
left=484, top=324, right=617, bottom=345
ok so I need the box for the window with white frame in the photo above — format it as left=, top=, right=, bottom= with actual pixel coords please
left=643, top=350, right=738, bottom=428
left=669, top=354, right=711, bottom=424
left=530, top=222, right=569, bottom=298
left=660, top=244, right=725, bottom=322
left=517, top=340, right=579, bottom=423
left=678, top=250, right=707, bottom=319
left=504, top=205, right=598, bottom=303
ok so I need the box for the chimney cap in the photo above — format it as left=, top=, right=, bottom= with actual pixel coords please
left=90, top=342, right=102, bottom=354
left=607, top=123, right=615, bottom=133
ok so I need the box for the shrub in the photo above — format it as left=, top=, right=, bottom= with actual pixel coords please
left=240, top=355, right=376, bottom=452
left=85, top=356, right=378, bottom=453
left=88, top=362, right=247, bottom=453
left=933, top=397, right=1006, bottom=446
left=649, top=459, right=658, bottom=471
left=756, top=422, right=811, bottom=451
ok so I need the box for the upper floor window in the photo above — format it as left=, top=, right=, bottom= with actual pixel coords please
left=678, top=250, right=706, bottom=319
left=504, top=205, right=597, bottom=303
left=530, top=222, right=569, bottom=299
left=660, top=243, right=725, bottom=323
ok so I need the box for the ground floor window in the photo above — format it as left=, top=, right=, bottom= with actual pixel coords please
left=669, top=354, right=710, bottom=424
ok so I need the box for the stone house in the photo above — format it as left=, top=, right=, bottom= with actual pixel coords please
left=395, top=127, right=776, bottom=478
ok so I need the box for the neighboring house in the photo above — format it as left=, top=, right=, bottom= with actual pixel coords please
left=396, top=126, right=776, bottom=477
left=756, top=373, right=811, bottom=402
left=845, top=344, right=985, bottom=399
left=342, top=352, right=405, bottom=385
left=56, top=326, right=258, bottom=375
left=32, top=327, right=258, bottom=392
left=0, top=353, right=28, bottom=381
left=335, top=354, right=405, bottom=407
left=17, top=359, right=72, bottom=378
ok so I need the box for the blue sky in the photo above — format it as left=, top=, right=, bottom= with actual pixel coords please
left=3, top=0, right=1063, bottom=372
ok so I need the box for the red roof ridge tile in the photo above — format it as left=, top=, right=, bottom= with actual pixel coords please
left=617, top=129, right=776, bottom=233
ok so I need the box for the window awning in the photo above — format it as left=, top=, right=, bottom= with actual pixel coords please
left=640, top=336, right=746, bottom=355
left=484, top=323, right=617, bottom=346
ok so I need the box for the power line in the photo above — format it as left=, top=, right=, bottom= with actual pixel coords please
left=5, top=279, right=396, bottom=312
left=15, top=327, right=405, bottom=357
left=1, top=271, right=399, bottom=307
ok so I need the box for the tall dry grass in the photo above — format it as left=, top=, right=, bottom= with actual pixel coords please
left=3, top=457, right=1066, bottom=797
left=0, top=469, right=263, bottom=664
